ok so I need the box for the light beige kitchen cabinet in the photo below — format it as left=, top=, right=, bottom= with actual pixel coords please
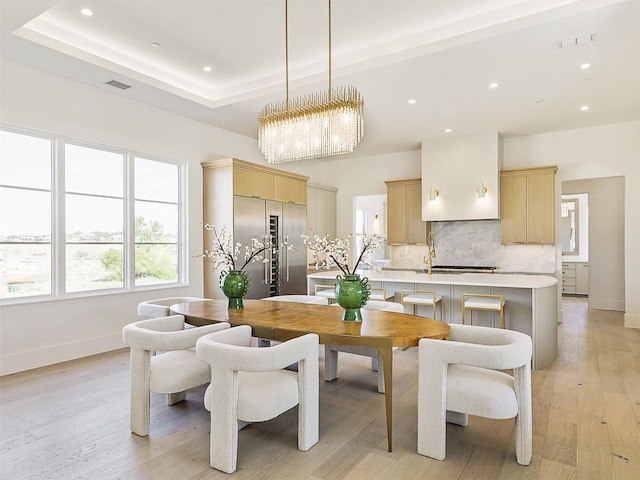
left=307, top=184, right=337, bottom=239
left=562, top=262, right=589, bottom=295
left=232, top=158, right=307, bottom=204
left=575, top=262, right=589, bottom=295
left=500, top=166, right=557, bottom=244
left=385, top=179, right=429, bottom=245
left=562, top=262, right=576, bottom=294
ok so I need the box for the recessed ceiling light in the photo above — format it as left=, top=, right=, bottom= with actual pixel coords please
left=408, top=99, right=416, bottom=104
left=445, top=128, right=452, bottom=133
left=580, top=63, right=591, bottom=69
left=81, top=8, right=93, bottom=16
left=203, top=66, right=212, bottom=72
left=151, top=42, right=160, bottom=48
left=489, top=82, right=499, bottom=89
left=580, top=105, right=590, bottom=111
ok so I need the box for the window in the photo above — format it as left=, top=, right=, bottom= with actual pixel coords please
left=0, top=126, right=185, bottom=301
left=65, top=143, right=125, bottom=293
left=134, top=157, right=179, bottom=286
left=0, top=130, right=53, bottom=298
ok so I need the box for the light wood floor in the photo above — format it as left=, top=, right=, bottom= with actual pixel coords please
left=1, top=298, right=639, bottom=479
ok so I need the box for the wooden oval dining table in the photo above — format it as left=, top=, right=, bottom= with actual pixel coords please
left=170, top=298, right=451, bottom=452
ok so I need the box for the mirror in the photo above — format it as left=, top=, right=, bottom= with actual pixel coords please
left=561, top=197, right=579, bottom=254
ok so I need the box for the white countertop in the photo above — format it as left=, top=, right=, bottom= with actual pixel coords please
left=307, top=269, right=558, bottom=289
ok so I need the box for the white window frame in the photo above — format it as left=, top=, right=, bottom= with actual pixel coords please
left=0, top=125, right=188, bottom=305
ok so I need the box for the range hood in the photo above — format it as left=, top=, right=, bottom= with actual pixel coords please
left=421, top=132, right=502, bottom=221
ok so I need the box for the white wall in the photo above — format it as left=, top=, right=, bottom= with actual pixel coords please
left=0, top=60, right=266, bottom=375
left=503, top=121, right=640, bottom=328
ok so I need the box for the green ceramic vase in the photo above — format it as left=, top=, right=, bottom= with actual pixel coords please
left=220, top=270, right=250, bottom=309
left=335, top=274, right=371, bottom=321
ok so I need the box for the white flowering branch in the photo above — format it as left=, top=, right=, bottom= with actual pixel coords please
left=200, top=224, right=273, bottom=272
left=302, top=233, right=382, bottom=275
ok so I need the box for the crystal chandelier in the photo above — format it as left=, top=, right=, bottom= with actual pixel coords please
left=258, top=0, right=364, bottom=164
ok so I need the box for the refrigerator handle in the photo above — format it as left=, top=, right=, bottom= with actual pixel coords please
left=268, top=234, right=274, bottom=284
left=284, top=235, right=289, bottom=281
left=263, top=234, right=270, bottom=285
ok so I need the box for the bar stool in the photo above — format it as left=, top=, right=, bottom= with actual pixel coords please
left=369, top=287, right=394, bottom=301
left=461, top=293, right=506, bottom=329
left=401, top=290, right=442, bottom=320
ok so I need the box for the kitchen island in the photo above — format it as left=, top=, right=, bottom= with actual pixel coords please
left=307, top=270, right=558, bottom=369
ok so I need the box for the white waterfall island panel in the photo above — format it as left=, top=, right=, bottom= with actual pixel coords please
left=307, top=270, right=558, bottom=369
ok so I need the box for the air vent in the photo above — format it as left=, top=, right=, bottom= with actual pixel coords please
left=557, top=33, right=595, bottom=49
left=105, top=80, right=131, bottom=90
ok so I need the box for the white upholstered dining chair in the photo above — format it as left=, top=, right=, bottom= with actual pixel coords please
left=196, top=325, right=319, bottom=474
left=137, top=296, right=208, bottom=318
left=417, top=324, right=533, bottom=465
left=325, top=300, right=405, bottom=393
left=262, top=294, right=330, bottom=305
left=121, top=315, right=230, bottom=436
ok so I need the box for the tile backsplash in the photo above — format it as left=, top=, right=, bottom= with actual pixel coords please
left=389, top=220, right=557, bottom=274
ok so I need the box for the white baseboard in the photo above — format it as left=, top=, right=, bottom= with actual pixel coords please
left=1, top=333, right=124, bottom=376
left=624, top=313, right=640, bottom=329
left=589, top=297, right=625, bottom=312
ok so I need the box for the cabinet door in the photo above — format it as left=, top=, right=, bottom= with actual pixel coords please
left=406, top=182, right=427, bottom=244
left=527, top=172, right=555, bottom=244
left=387, top=184, right=407, bottom=245
left=234, top=166, right=274, bottom=199
left=575, top=263, right=589, bottom=295
left=306, top=187, right=318, bottom=235
left=325, top=189, right=336, bottom=238
left=501, top=174, right=527, bottom=243
left=274, top=176, right=306, bottom=204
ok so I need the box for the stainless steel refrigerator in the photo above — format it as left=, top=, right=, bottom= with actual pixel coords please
left=233, top=196, right=307, bottom=298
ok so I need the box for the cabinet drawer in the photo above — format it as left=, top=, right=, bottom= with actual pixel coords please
left=562, top=285, right=576, bottom=294
left=562, top=277, right=576, bottom=287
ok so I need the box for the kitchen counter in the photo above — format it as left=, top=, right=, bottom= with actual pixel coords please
left=308, top=270, right=558, bottom=369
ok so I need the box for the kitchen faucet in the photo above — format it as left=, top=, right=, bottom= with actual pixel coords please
left=424, top=231, right=436, bottom=275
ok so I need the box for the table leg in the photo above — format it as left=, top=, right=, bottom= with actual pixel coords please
left=379, top=342, right=393, bottom=452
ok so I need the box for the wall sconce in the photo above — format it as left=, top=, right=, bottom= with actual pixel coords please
left=478, top=182, right=488, bottom=199
left=429, top=186, right=439, bottom=201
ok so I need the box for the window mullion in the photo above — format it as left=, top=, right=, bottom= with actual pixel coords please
left=125, top=153, right=135, bottom=289
left=54, top=138, right=65, bottom=295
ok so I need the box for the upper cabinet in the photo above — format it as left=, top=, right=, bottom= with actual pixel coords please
left=385, top=178, right=429, bottom=245
left=500, top=165, right=557, bottom=244
left=231, top=158, right=308, bottom=204
left=307, top=183, right=337, bottom=239
left=422, top=132, right=502, bottom=221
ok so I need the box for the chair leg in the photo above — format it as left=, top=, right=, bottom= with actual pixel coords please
left=324, top=345, right=338, bottom=381
left=129, top=349, right=151, bottom=436
left=445, top=410, right=468, bottom=426
left=167, top=391, right=187, bottom=405
left=210, top=374, right=240, bottom=474
left=417, top=364, right=447, bottom=461
left=297, top=355, right=320, bottom=451
left=514, top=366, right=532, bottom=465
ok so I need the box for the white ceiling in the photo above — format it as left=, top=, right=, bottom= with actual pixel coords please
left=2, top=0, right=639, bottom=161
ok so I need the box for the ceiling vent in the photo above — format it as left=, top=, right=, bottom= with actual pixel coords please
left=557, top=33, right=595, bottom=49
left=105, top=80, right=131, bottom=90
